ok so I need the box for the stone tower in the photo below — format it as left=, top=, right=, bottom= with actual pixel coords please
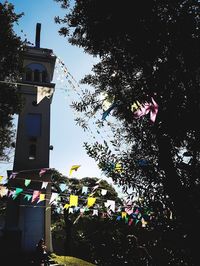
left=4, top=23, right=56, bottom=254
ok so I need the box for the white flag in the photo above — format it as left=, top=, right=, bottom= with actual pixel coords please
left=37, top=86, right=54, bottom=104
left=49, top=192, right=59, bottom=205
left=41, top=181, right=48, bottom=189
left=105, top=200, right=115, bottom=212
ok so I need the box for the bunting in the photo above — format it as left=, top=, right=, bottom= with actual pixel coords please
left=32, top=190, right=40, bottom=203
left=37, top=86, right=54, bottom=104
left=69, top=195, right=78, bottom=207
left=25, top=179, right=31, bottom=187
left=87, top=197, right=96, bottom=208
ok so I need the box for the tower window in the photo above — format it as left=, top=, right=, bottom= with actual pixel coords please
left=29, top=144, right=36, bottom=160
left=42, top=70, right=48, bottom=82
left=34, top=69, right=40, bottom=82
left=25, top=68, right=32, bottom=81
left=25, top=63, right=48, bottom=83
left=25, top=113, right=41, bottom=137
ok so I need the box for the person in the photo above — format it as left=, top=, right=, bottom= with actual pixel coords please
left=35, top=238, right=49, bottom=266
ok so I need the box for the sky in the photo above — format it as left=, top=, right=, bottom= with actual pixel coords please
left=0, top=0, right=114, bottom=184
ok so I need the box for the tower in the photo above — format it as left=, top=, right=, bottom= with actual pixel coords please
left=4, top=23, right=56, bottom=254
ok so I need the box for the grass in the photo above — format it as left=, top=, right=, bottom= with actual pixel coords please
left=50, top=253, right=96, bottom=266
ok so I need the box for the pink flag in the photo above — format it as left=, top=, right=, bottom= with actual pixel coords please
left=134, top=97, right=158, bottom=123
left=39, top=168, right=48, bottom=177
left=32, top=190, right=41, bottom=203
left=9, top=172, right=18, bottom=179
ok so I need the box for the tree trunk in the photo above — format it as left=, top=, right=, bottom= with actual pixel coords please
left=157, top=133, right=200, bottom=265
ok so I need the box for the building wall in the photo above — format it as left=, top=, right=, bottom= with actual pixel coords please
left=5, top=42, right=56, bottom=253
left=13, top=87, right=51, bottom=171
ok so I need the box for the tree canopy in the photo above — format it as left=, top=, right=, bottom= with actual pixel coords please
left=55, top=0, right=200, bottom=265
left=0, top=1, right=24, bottom=161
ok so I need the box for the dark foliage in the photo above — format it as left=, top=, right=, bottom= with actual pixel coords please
left=54, top=0, right=200, bottom=265
left=0, top=1, right=24, bottom=161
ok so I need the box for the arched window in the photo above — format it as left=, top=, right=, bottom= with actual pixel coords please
left=42, top=70, right=47, bottom=82
left=25, top=68, right=32, bottom=81
left=25, top=63, right=48, bottom=83
left=34, top=69, right=40, bottom=82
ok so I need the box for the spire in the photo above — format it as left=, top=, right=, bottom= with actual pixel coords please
left=35, top=23, right=41, bottom=48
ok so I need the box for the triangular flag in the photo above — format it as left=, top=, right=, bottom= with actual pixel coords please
left=82, top=186, right=88, bottom=194
left=69, top=195, right=78, bottom=207
left=68, top=207, right=74, bottom=214
left=116, top=216, right=121, bottom=221
left=25, top=179, right=31, bottom=187
left=101, top=189, right=107, bottom=196
left=0, top=176, right=7, bottom=184
left=128, top=218, right=134, bottom=226
left=24, top=194, right=32, bottom=201
left=13, top=188, right=23, bottom=199
left=92, top=209, right=98, bottom=216
left=69, top=165, right=81, bottom=176
left=39, top=168, right=48, bottom=177
left=31, top=190, right=41, bottom=203
left=114, top=163, right=122, bottom=173
left=10, top=172, right=18, bottom=179
left=74, top=206, right=80, bottom=212
left=63, top=203, right=70, bottom=210
left=41, top=181, right=48, bottom=189
left=135, top=219, right=140, bottom=225
left=38, top=193, right=45, bottom=203
left=37, top=86, right=54, bottom=104
left=87, top=197, right=96, bottom=208
left=131, top=101, right=141, bottom=112
left=125, top=207, right=133, bottom=215
left=0, top=186, right=8, bottom=197
left=121, top=212, right=127, bottom=219
left=102, top=102, right=118, bottom=120
left=49, top=192, right=59, bottom=205
left=60, top=183, right=68, bottom=192
left=105, top=200, right=115, bottom=212
left=125, top=217, right=129, bottom=223
left=8, top=190, right=14, bottom=197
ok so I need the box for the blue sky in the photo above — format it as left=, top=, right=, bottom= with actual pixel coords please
left=0, top=0, right=111, bottom=182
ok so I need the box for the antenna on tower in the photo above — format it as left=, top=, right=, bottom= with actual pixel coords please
left=35, top=23, right=41, bottom=48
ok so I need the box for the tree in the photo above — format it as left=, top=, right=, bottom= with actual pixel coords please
left=0, top=1, right=24, bottom=161
left=55, top=0, right=200, bottom=264
left=51, top=172, right=125, bottom=264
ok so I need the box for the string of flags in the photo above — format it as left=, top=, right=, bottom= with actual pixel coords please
left=0, top=184, right=154, bottom=227
left=0, top=48, right=161, bottom=227
left=0, top=167, right=173, bottom=228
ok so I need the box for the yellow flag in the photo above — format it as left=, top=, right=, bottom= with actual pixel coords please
left=69, top=195, right=78, bottom=207
left=69, top=165, right=81, bottom=176
left=87, top=197, right=96, bottom=208
left=0, top=176, right=3, bottom=183
left=115, top=163, right=122, bottom=173
left=63, top=203, right=70, bottom=210
left=131, top=101, right=141, bottom=112
left=38, top=194, right=45, bottom=202
left=121, top=212, right=127, bottom=219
